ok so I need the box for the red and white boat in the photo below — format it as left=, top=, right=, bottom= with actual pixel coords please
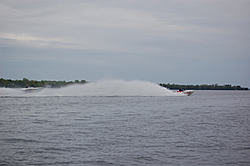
left=176, top=89, right=194, bottom=96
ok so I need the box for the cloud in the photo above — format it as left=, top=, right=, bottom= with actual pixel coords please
left=1, top=0, right=249, bottom=54
left=0, top=33, right=61, bottom=43
left=1, top=0, right=236, bottom=52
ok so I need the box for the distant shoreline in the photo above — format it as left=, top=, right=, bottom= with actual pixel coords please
left=159, top=83, right=249, bottom=90
left=0, top=78, right=248, bottom=90
left=0, top=78, right=87, bottom=88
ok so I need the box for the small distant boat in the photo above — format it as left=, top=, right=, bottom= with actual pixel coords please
left=20, top=87, right=42, bottom=92
left=176, top=89, right=194, bottom=96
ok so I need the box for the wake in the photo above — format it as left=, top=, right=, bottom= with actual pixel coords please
left=0, top=80, right=179, bottom=97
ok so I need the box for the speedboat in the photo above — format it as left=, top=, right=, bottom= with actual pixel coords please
left=176, top=89, right=194, bottom=96
left=20, top=87, right=42, bottom=92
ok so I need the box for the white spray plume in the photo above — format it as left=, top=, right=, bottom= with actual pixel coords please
left=0, top=80, right=179, bottom=97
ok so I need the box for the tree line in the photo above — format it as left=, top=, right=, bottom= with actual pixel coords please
left=159, top=83, right=249, bottom=90
left=0, top=78, right=87, bottom=88
left=0, top=78, right=248, bottom=90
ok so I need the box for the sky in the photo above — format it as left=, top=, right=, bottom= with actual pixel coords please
left=1, top=0, right=250, bottom=87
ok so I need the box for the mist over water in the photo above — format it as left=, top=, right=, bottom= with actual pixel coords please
left=0, top=80, right=178, bottom=97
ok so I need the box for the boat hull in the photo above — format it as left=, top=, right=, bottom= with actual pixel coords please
left=176, top=90, right=194, bottom=96
left=183, top=90, right=194, bottom=96
left=20, top=87, right=42, bottom=92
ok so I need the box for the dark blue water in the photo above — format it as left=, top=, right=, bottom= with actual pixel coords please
left=1, top=90, right=250, bottom=165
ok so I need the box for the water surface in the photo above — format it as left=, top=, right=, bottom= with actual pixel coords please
left=1, top=89, right=250, bottom=165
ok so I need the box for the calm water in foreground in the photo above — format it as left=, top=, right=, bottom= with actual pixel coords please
left=0, top=90, right=250, bottom=165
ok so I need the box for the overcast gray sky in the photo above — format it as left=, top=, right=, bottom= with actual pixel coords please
left=1, top=0, right=250, bottom=87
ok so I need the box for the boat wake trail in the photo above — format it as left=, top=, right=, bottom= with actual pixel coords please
left=0, top=80, right=178, bottom=97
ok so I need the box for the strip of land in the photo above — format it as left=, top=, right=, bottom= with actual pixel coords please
left=159, top=83, right=249, bottom=90
left=0, top=78, right=87, bottom=88
left=0, top=78, right=248, bottom=90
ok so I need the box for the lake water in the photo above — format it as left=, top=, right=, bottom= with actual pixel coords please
left=0, top=83, right=250, bottom=165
